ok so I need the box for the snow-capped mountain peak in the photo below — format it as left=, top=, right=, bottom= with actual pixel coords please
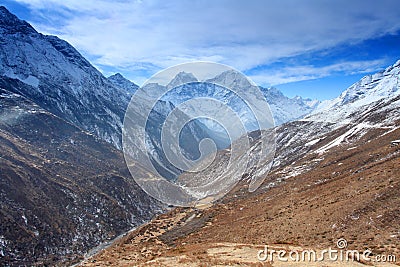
left=339, top=61, right=399, bottom=106
left=302, top=98, right=320, bottom=109
left=0, top=6, right=36, bottom=35
left=167, top=71, right=198, bottom=89
left=307, top=59, right=400, bottom=123
left=108, top=73, right=139, bottom=95
left=259, top=87, right=319, bottom=125
left=207, top=69, right=254, bottom=89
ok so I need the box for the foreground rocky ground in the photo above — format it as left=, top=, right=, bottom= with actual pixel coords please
left=78, top=124, right=400, bottom=266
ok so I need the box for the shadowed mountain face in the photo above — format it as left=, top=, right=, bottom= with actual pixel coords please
left=144, top=99, right=212, bottom=180
left=0, top=87, right=163, bottom=265
left=0, top=6, right=211, bottom=265
left=0, top=8, right=166, bottom=264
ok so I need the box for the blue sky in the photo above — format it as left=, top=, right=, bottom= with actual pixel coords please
left=3, top=0, right=400, bottom=100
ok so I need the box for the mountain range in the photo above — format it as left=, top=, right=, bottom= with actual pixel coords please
left=0, top=5, right=399, bottom=266
left=79, top=58, right=400, bottom=267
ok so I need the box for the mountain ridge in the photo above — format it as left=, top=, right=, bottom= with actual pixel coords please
left=0, top=5, right=130, bottom=149
left=0, top=6, right=36, bottom=35
left=0, top=6, right=168, bottom=265
left=306, top=59, right=400, bottom=123
left=107, top=73, right=139, bottom=95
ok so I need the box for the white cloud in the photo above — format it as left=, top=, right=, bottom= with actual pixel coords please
left=13, top=0, right=400, bottom=80
left=248, top=59, right=387, bottom=86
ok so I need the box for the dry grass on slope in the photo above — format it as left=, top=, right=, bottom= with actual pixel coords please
left=80, top=126, right=400, bottom=266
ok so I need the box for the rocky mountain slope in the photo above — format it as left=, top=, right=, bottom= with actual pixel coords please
left=86, top=123, right=398, bottom=267
left=0, top=87, right=163, bottom=266
left=0, top=7, right=167, bottom=266
left=0, top=7, right=233, bottom=264
left=79, top=111, right=400, bottom=266
left=79, top=60, right=400, bottom=266
left=0, top=6, right=130, bottom=149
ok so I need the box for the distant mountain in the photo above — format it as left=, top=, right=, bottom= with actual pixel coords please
left=260, top=87, right=319, bottom=125
left=107, top=73, right=139, bottom=95
left=126, top=70, right=320, bottom=191
left=206, top=70, right=319, bottom=125
left=158, top=70, right=319, bottom=134
left=166, top=71, right=198, bottom=90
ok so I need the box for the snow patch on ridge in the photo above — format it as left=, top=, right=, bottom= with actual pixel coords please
left=3, top=71, right=39, bottom=87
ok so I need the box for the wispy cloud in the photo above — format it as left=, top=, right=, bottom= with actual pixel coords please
left=249, top=59, right=387, bottom=86
left=11, top=0, right=400, bottom=84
